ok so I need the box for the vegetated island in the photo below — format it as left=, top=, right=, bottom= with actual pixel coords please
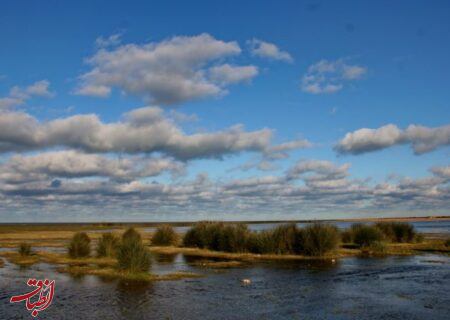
left=0, top=219, right=449, bottom=282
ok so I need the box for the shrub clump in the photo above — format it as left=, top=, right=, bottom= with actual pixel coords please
left=151, top=225, right=178, bottom=246
left=246, top=230, right=275, bottom=254
left=352, top=224, right=383, bottom=248
left=183, top=222, right=251, bottom=252
left=301, top=223, right=340, bottom=256
left=375, top=222, right=416, bottom=243
left=270, top=224, right=300, bottom=254
left=183, top=222, right=340, bottom=256
left=117, top=228, right=151, bottom=273
left=68, top=232, right=91, bottom=258
left=97, top=233, right=120, bottom=257
left=18, top=243, right=32, bottom=256
left=217, top=224, right=250, bottom=253
left=183, top=221, right=223, bottom=250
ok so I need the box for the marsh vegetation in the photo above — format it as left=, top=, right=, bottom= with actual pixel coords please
left=96, top=233, right=120, bottom=258
left=68, top=232, right=91, bottom=258
left=117, top=228, right=152, bottom=273
left=183, top=222, right=340, bottom=256
left=151, top=225, right=178, bottom=246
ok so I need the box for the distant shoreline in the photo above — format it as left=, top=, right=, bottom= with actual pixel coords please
left=0, top=215, right=449, bottom=227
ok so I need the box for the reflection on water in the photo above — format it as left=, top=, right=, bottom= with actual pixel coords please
left=1, top=252, right=449, bottom=319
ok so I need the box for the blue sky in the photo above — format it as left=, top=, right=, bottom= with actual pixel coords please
left=0, top=1, right=449, bottom=222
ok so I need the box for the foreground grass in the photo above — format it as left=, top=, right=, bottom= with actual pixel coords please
left=57, top=265, right=201, bottom=281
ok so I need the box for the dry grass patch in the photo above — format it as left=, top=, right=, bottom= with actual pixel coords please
left=57, top=265, right=201, bottom=282
left=0, top=251, right=40, bottom=266
left=149, top=246, right=342, bottom=261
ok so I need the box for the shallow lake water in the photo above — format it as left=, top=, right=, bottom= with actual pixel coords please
left=1, top=251, right=449, bottom=319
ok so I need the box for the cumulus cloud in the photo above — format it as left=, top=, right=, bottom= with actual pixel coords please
left=431, top=165, right=450, bottom=180
left=264, top=139, right=312, bottom=159
left=301, top=59, right=367, bottom=94
left=208, top=64, right=258, bottom=85
left=230, top=139, right=312, bottom=172
left=75, top=33, right=259, bottom=105
left=0, top=106, right=274, bottom=160
left=0, top=80, right=54, bottom=109
left=286, top=159, right=351, bottom=187
left=1, top=156, right=448, bottom=220
left=335, top=123, right=450, bottom=155
left=0, top=150, right=184, bottom=183
left=248, top=39, right=293, bottom=62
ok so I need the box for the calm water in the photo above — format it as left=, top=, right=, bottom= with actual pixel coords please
left=1, top=252, right=449, bottom=319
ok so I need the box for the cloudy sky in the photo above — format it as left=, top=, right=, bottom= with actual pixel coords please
left=0, top=1, right=449, bottom=222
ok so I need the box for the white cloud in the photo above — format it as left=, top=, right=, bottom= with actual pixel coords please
left=248, top=39, right=293, bottom=62
left=75, top=33, right=259, bottom=105
left=0, top=80, right=54, bottom=109
left=0, top=107, right=275, bottom=160
left=301, top=59, right=367, bottom=94
left=287, top=159, right=350, bottom=181
left=1, top=156, right=448, bottom=220
left=74, top=84, right=111, bottom=97
left=208, top=64, right=258, bottom=85
left=431, top=165, right=450, bottom=180
left=335, top=123, right=450, bottom=155
left=95, top=33, right=122, bottom=48
left=264, top=139, right=312, bottom=160
left=0, top=150, right=184, bottom=183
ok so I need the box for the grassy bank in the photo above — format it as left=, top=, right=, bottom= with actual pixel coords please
left=149, top=238, right=448, bottom=261
left=57, top=265, right=201, bottom=281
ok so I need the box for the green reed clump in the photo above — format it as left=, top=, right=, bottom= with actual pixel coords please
left=96, top=233, right=120, bottom=257
left=183, top=221, right=223, bottom=250
left=117, top=228, right=151, bottom=272
left=151, top=225, right=178, bottom=246
left=183, top=221, right=342, bottom=256
left=269, top=224, right=300, bottom=254
left=246, top=230, right=276, bottom=254
left=18, top=242, right=32, bottom=256
left=217, top=224, right=250, bottom=253
left=68, top=232, right=91, bottom=258
left=375, top=222, right=416, bottom=243
left=301, top=223, right=340, bottom=256
left=183, top=222, right=250, bottom=253
left=352, top=224, right=384, bottom=248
